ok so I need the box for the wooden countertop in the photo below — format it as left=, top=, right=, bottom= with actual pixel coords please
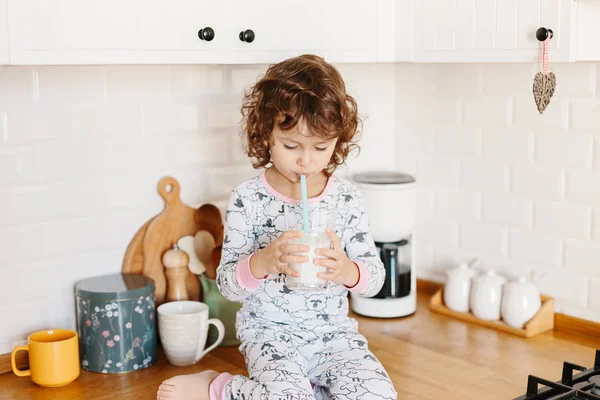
left=2, top=289, right=599, bottom=400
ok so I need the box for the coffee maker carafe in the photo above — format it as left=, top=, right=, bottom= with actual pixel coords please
left=350, top=171, right=416, bottom=318
left=374, top=239, right=411, bottom=299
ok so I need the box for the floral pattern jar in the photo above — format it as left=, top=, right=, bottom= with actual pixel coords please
left=75, top=273, right=157, bottom=374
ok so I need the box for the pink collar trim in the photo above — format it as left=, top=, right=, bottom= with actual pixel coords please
left=259, top=170, right=333, bottom=204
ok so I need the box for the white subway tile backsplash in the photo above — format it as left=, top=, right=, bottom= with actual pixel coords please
left=513, top=96, right=568, bottom=131
left=533, top=201, right=591, bottom=239
left=207, top=164, right=260, bottom=200
left=458, top=221, right=507, bottom=257
left=508, top=230, right=561, bottom=269
left=481, top=64, right=537, bottom=96
left=597, top=64, right=600, bottom=96
left=169, top=65, right=225, bottom=98
left=511, top=164, right=564, bottom=200
left=0, top=67, right=35, bottom=105
left=395, top=63, right=437, bottom=94
left=0, top=147, right=35, bottom=186
left=415, top=218, right=457, bottom=247
left=435, top=127, right=480, bottom=157
left=550, top=63, right=597, bottom=98
left=432, top=97, right=463, bottom=125
left=592, top=209, right=600, bottom=241
left=208, top=103, right=242, bottom=129
left=76, top=103, right=142, bottom=139
left=569, top=98, right=600, bottom=133
left=481, top=193, right=531, bottom=228
left=0, top=291, right=78, bottom=355
left=563, top=239, right=600, bottom=277
left=3, top=105, right=76, bottom=145
left=36, top=66, right=105, bottom=104
left=435, top=187, right=480, bottom=220
left=416, top=157, right=460, bottom=186
left=431, top=246, right=476, bottom=274
left=105, top=66, right=170, bottom=102
left=143, top=102, right=205, bottom=134
left=565, top=169, right=600, bottom=206
left=34, top=142, right=108, bottom=180
left=589, top=278, right=600, bottom=312
left=3, top=60, right=600, bottom=348
left=435, top=64, right=482, bottom=95
left=0, top=211, right=143, bottom=267
left=481, top=129, right=533, bottom=163
left=534, top=132, right=593, bottom=169
left=461, top=160, right=507, bottom=192
left=463, top=96, right=513, bottom=128
left=416, top=186, right=435, bottom=216
left=230, top=66, right=267, bottom=95
left=0, top=249, right=123, bottom=305
left=535, top=269, right=588, bottom=308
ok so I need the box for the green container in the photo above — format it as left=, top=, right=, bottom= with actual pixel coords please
left=75, top=273, right=157, bottom=374
left=199, top=275, right=242, bottom=347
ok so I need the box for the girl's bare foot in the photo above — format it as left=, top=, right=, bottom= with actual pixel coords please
left=157, top=370, right=220, bottom=400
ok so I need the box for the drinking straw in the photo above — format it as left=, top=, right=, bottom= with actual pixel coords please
left=300, top=174, right=309, bottom=233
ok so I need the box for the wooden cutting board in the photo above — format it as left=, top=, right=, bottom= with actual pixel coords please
left=141, top=177, right=203, bottom=306
left=122, top=218, right=154, bottom=274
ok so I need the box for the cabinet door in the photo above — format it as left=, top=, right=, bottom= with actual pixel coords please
left=0, top=0, right=8, bottom=64
left=576, top=1, right=600, bottom=61
left=377, top=0, right=414, bottom=62
left=136, top=0, right=228, bottom=64
left=9, top=0, right=138, bottom=64
left=228, top=0, right=377, bottom=64
left=414, top=0, right=576, bottom=63
left=8, top=0, right=226, bottom=65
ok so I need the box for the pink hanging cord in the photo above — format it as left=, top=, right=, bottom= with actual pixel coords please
left=538, top=37, right=551, bottom=75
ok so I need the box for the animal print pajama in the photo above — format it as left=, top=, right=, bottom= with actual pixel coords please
left=216, top=172, right=397, bottom=400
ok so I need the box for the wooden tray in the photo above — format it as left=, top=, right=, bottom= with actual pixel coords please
left=429, top=287, right=554, bottom=338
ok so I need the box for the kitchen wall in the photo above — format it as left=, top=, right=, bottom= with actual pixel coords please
left=0, top=63, right=396, bottom=353
left=1, top=61, right=599, bottom=353
left=397, top=63, right=600, bottom=323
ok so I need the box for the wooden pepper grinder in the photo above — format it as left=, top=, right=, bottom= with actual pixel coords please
left=163, top=245, right=190, bottom=302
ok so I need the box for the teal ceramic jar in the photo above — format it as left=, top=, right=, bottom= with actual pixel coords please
left=75, top=274, right=157, bottom=374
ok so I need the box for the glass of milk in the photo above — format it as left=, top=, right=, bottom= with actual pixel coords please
left=284, top=203, right=337, bottom=291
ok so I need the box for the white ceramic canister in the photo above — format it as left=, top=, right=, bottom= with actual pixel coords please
left=469, top=269, right=506, bottom=321
left=501, top=276, right=542, bottom=329
left=444, top=263, right=477, bottom=313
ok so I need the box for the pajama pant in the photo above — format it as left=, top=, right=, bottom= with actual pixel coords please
left=224, top=323, right=397, bottom=400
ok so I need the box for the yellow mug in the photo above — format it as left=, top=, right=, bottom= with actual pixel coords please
left=11, top=329, right=80, bottom=387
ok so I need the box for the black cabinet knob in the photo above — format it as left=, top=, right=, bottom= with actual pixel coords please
left=536, top=27, right=553, bottom=41
left=239, top=29, right=255, bottom=43
left=198, top=27, right=215, bottom=41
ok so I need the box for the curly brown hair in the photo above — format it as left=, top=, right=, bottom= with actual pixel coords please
left=241, top=54, right=361, bottom=174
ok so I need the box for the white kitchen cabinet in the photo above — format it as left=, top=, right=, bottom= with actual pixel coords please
left=376, top=0, right=414, bottom=62
left=227, top=0, right=378, bottom=64
left=414, top=0, right=577, bottom=63
left=0, top=0, right=8, bottom=64
left=136, top=0, right=228, bottom=64
left=7, top=0, right=227, bottom=65
left=576, top=1, right=600, bottom=61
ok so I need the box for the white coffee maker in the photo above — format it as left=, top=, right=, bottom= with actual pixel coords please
left=350, top=171, right=417, bottom=318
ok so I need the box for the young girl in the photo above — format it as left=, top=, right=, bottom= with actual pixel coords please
left=157, top=54, right=397, bottom=400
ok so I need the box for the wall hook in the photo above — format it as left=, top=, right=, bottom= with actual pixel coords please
left=536, top=27, right=554, bottom=41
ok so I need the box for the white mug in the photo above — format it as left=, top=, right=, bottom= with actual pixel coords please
left=157, top=301, right=225, bottom=367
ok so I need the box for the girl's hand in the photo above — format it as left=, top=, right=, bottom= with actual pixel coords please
left=250, top=231, right=310, bottom=278
left=314, top=228, right=360, bottom=287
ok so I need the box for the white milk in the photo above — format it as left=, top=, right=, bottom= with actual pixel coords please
left=287, top=233, right=331, bottom=290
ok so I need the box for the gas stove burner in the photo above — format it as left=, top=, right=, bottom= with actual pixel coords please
left=514, top=350, right=600, bottom=400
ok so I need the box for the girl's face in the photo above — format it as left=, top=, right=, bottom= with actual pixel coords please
left=269, top=122, right=338, bottom=183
